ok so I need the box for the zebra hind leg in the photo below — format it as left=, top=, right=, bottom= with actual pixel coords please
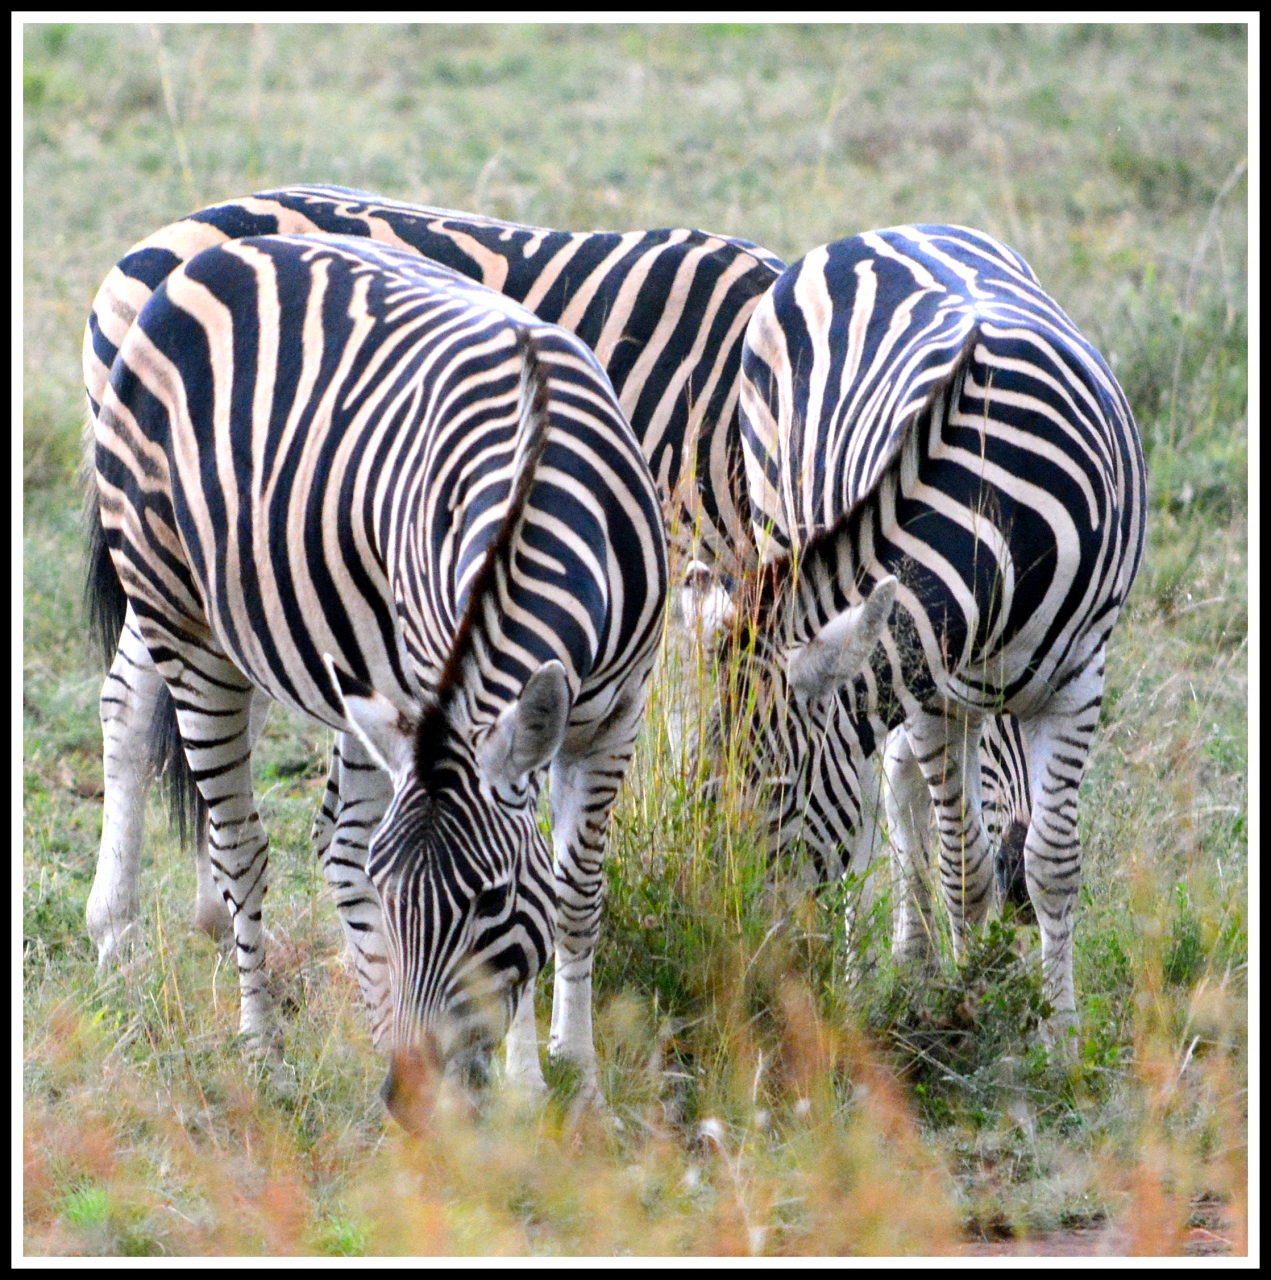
left=86, top=612, right=162, bottom=966
left=981, top=714, right=1035, bottom=925
left=1021, top=653, right=1105, bottom=1049
left=313, top=732, right=393, bottom=1049
left=87, top=609, right=272, bottom=959
left=152, top=643, right=279, bottom=1057
left=191, top=685, right=274, bottom=943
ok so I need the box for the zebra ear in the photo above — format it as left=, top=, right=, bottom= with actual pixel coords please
left=476, top=660, right=571, bottom=790
left=679, top=559, right=735, bottom=642
left=786, top=576, right=898, bottom=702
left=324, top=654, right=417, bottom=778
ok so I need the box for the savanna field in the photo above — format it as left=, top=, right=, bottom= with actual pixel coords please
left=21, top=23, right=1249, bottom=1257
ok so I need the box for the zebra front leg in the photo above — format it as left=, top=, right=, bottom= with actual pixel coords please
left=842, top=747, right=886, bottom=977
left=504, top=984, right=547, bottom=1094
left=1021, top=654, right=1105, bottom=1044
left=193, top=686, right=273, bottom=942
left=87, top=612, right=161, bottom=965
left=882, top=727, right=937, bottom=962
left=160, top=650, right=278, bottom=1056
left=313, top=732, right=393, bottom=1048
left=546, top=718, right=641, bottom=1098
left=904, top=710, right=994, bottom=961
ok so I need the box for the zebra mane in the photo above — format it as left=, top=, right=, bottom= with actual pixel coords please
left=412, top=327, right=554, bottom=784
left=740, top=324, right=982, bottom=650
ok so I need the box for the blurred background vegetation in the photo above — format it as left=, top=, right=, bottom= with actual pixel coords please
left=23, top=22, right=1247, bottom=1257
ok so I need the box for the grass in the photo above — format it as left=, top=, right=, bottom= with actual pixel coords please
left=22, top=22, right=1247, bottom=1256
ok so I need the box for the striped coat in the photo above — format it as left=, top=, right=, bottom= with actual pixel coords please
left=84, top=187, right=779, bottom=1090
left=85, top=184, right=783, bottom=575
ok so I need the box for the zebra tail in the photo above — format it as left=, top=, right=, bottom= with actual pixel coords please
left=82, top=452, right=130, bottom=670
left=147, top=681, right=209, bottom=850
left=995, top=819, right=1035, bottom=924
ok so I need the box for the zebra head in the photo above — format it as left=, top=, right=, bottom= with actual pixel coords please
left=327, top=656, right=567, bottom=1122
left=712, top=562, right=898, bottom=878
left=326, top=330, right=568, bottom=1125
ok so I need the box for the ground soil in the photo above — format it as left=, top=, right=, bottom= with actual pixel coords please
left=962, top=1223, right=1237, bottom=1257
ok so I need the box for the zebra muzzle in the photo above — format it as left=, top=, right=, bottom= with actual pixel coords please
left=380, top=1042, right=443, bottom=1134
left=381, top=1035, right=495, bottom=1131
left=445, top=1042, right=493, bottom=1094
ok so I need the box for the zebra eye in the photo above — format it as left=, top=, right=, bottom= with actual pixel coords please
left=474, top=883, right=511, bottom=918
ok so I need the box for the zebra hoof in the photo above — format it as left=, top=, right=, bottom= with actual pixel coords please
left=92, top=922, right=148, bottom=971
left=274, top=1063, right=300, bottom=1099
left=891, top=942, right=937, bottom=969
left=193, top=895, right=233, bottom=943
left=241, top=1025, right=285, bottom=1064
left=494, top=1077, right=550, bottom=1125
left=1041, top=1009, right=1079, bottom=1057
left=564, top=1080, right=611, bottom=1130
left=503, top=1068, right=549, bottom=1100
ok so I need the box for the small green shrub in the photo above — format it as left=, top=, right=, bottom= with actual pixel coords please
left=865, top=919, right=1062, bottom=1131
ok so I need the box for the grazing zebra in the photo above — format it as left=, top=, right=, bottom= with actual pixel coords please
left=731, top=224, right=1146, bottom=1028
left=87, top=233, right=667, bottom=1107
left=82, top=185, right=778, bottom=1082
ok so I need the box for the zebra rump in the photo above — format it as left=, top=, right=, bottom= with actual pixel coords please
left=83, top=183, right=783, bottom=576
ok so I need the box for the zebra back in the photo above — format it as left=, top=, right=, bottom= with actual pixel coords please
left=743, top=223, right=1146, bottom=705
left=84, top=184, right=784, bottom=577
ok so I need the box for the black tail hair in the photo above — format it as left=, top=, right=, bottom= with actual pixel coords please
left=83, top=474, right=130, bottom=670
left=147, top=680, right=209, bottom=849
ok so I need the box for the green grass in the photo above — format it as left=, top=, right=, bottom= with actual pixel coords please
left=23, top=22, right=1246, bottom=1256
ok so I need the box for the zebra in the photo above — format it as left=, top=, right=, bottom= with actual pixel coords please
left=86, top=232, right=668, bottom=1111
left=729, top=224, right=1146, bottom=1030
left=82, top=185, right=779, bottom=1086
